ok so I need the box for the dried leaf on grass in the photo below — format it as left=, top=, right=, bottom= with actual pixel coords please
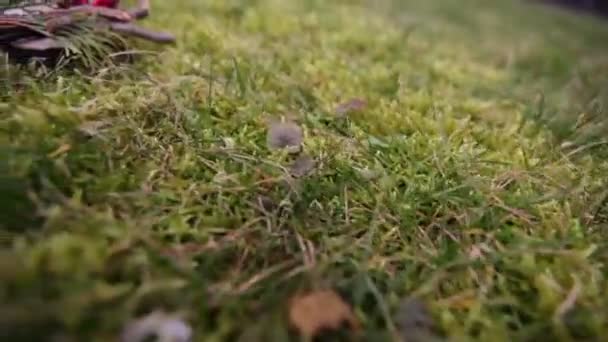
left=289, top=289, right=359, bottom=338
left=396, top=297, right=443, bottom=342
left=289, top=154, right=315, bottom=178
left=120, top=310, right=192, bottom=342
left=267, top=120, right=303, bottom=153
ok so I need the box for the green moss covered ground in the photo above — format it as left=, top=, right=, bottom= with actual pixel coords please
left=2, top=0, right=608, bottom=340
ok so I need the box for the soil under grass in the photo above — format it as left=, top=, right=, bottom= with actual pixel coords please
left=2, top=0, right=608, bottom=341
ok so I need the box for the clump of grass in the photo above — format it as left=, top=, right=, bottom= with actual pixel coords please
left=1, top=0, right=608, bottom=341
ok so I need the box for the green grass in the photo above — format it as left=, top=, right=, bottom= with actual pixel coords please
left=2, top=0, right=608, bottom=340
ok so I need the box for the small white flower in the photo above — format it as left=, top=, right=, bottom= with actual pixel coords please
left=121, top=310, right=192, bottom=342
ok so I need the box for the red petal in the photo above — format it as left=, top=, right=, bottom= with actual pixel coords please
left=92, top=0, right=119, bottom=7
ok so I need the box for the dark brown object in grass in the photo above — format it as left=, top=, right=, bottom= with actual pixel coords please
left=396, top=297, right=444, bottom=342
left=0, top=0, right=175, bottom=65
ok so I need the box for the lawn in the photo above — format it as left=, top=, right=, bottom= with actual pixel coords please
left=2, top=0, right=608, bottom=341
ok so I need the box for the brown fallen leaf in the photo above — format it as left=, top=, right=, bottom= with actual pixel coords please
left=288, top=289, right=359, bottom=338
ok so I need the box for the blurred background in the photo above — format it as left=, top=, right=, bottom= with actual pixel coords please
left=542, top=0, right=608, bottom=16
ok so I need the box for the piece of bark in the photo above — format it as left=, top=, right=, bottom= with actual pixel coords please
left=128, top=0, right=150, bottom=19
left=46, top=6, right=132, bottom=22
left=11, top=37, right=64, bottom=50
left=109, top=22, right=175, bottom=44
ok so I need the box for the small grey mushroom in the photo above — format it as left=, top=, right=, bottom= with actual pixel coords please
left=335, top=98, right=367, bottom=117
left=396, top=297, right=443, bottom=342
left=290, top=154, right=315, bottom=178
left=267, top=121, right=303, bottom=153
left=256, top=195, right=277, bottom=213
